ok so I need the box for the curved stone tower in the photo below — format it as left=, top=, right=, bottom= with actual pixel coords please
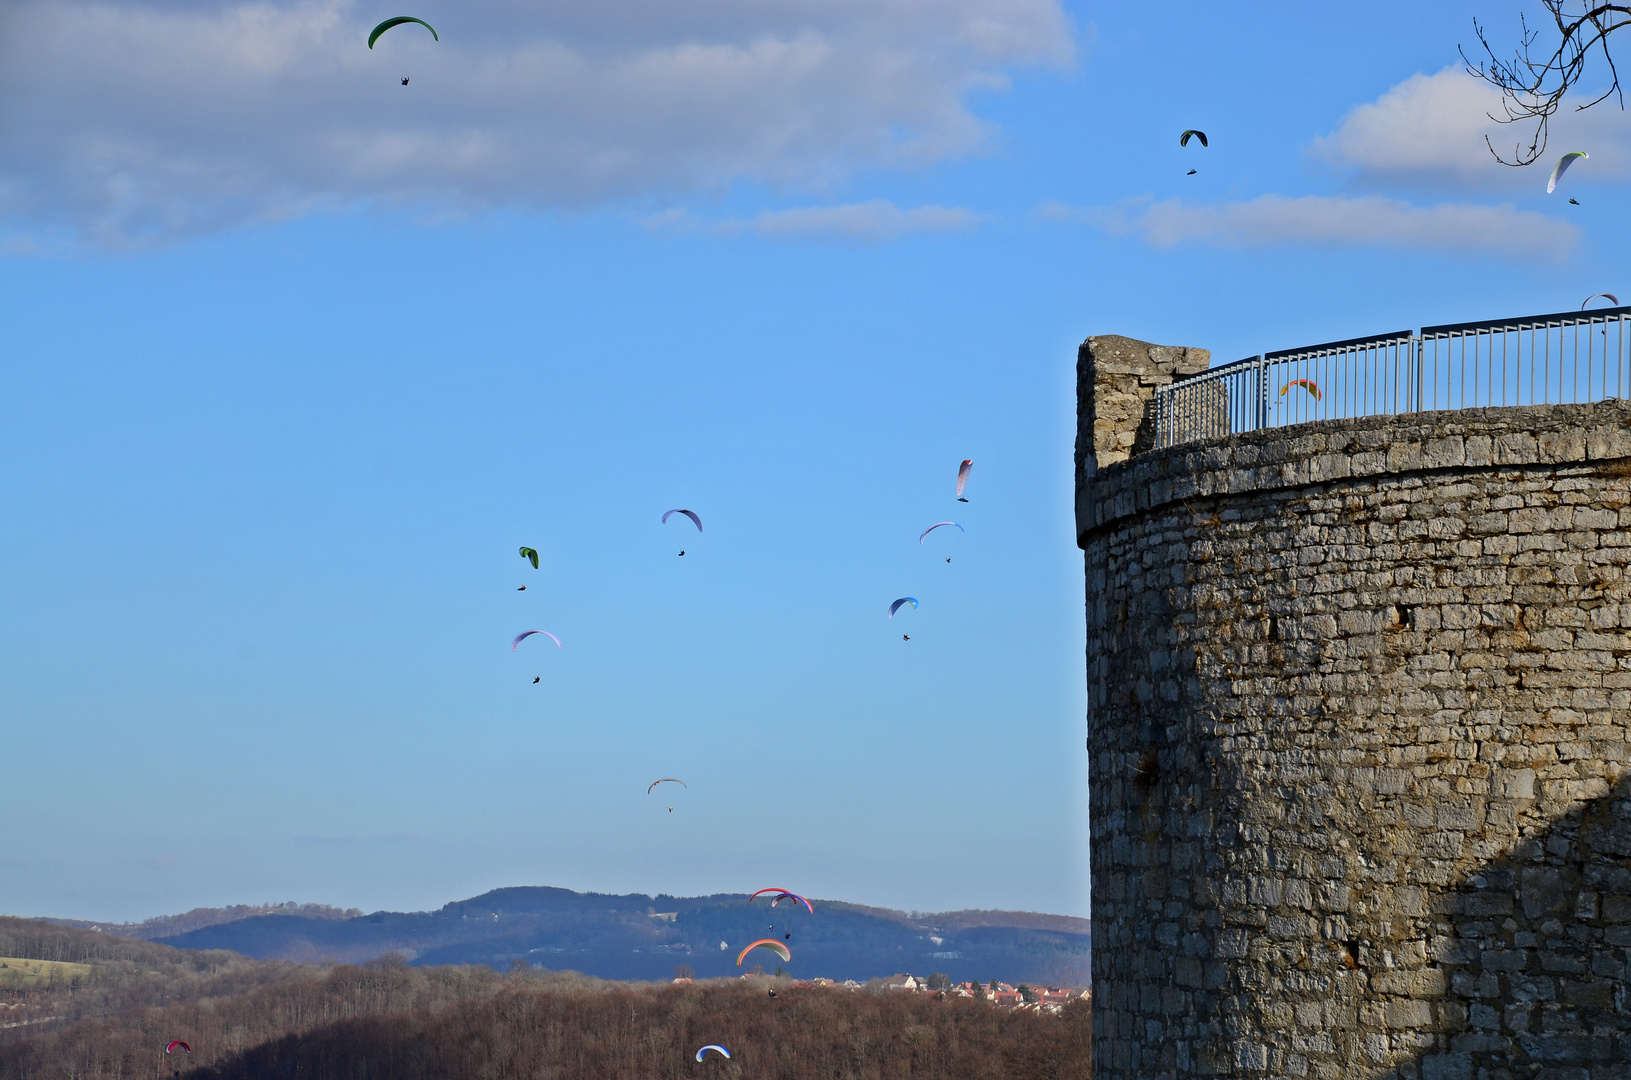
left=1077, top=336, right=1631, bottom=1080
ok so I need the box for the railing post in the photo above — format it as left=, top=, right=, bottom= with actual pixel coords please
left=1141, top=307, right=1631, bottom=447
left=1412, top=337, right=1423, bottom=414
left=1257, top=357, right=1268, bottom=431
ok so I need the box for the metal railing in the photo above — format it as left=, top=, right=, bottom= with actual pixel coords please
left=1152, top=306, right=1631, bottom=449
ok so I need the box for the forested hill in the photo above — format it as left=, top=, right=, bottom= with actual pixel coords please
left=150, top=886, right=1090, bottom=986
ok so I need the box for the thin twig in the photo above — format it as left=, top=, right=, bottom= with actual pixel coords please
left=1462, top=2, right=1631, bottom=165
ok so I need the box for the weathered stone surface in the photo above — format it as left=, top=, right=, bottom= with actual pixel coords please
left=1079, top=350, right=1631, bottom=1080
left=1076, top=335, right=1212, bottom=540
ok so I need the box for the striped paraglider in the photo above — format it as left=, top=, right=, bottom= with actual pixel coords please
left=736, top=938, right=792, bottom=966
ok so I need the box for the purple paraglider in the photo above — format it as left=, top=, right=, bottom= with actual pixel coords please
left=919, top=521, right=963, bottom=544
left=511, top=630, right=562, bottom=650
left=662, top=509, right=703, bottom=532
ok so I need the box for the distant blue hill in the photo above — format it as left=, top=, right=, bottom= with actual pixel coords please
left=150, top=886, right=1090, bottom=986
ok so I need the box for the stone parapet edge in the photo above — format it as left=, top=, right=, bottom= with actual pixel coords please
left=1075, top=399, right=1631, bottom=546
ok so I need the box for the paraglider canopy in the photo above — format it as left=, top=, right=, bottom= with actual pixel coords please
left=1180, top=129, right=1208, bottom=148
left=918, top=522, right=963, bottom=544
left=368, top=16, right=438, bottom=48
left=1279, top=378, right=1321, bottom=401
left=1583, top=292, right=1621, bottom=310
left=662, top=509, right=703, bottom=532
left=519, top=546, right=539, bottom=569
left=956, top=459, right=973, bottom=500
left=695, top=1045, right=731, bottom=1062
left=770, top=892, right=814, bottom=914
left=736, top=938, right=792, bottom=966
left=165, top=1041, right=191, bottom=1055
left=647, top=778, right=687, bottom=794
left=749, top=887, right=813, bottom=913
left=888, top=597, right=918, bottom=618
left=511, top=630, right=562, bottom=650
left=1548, top=151, right=1588, bottom=193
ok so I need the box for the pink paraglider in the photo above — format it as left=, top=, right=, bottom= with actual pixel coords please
left=511, top=630, right=562, bottom=650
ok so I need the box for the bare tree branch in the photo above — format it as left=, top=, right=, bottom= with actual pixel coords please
left=1461, top=2, right=1631, bottom=165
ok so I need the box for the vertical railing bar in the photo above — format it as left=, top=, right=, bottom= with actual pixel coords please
left=1155, top=312, right=1630, bottom=448
left=1545, top=324, right=1552, bottom=405
left=1501, top=326, right=1507, bottom=408
left=1464, top=332, right=1471, bottom=409
left=1434, top=336, right=1441, bottom=412
left=1520, top=327, right=1533, bottom=407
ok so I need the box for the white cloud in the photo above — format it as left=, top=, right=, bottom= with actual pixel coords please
left=644, top=199, right=986, bottom=240
left=1052, top=194, right=1577, bottom=259
left=0, top=0, right=1072, bottom=247
left=745, top=199, right=986, bottom=239
left=1312, top=65, right=1631, bottom=191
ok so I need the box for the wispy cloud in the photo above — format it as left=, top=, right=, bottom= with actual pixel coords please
left=646, top=199, right=988, bottom=240
left=745, top=199, right=986, bottom=239
left=1047, top=194, right=1577, bottom=259
left=0, top=0, right=1072, bottom=248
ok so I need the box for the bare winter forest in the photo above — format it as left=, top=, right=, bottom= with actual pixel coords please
left=0, top=917, right=1090, bottom=1080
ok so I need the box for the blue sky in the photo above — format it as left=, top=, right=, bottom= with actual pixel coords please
left=1, top=0, right=1626, bottom=922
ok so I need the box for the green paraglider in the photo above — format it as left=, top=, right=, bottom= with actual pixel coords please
left=519, top=546, right=539, bottom=569
left=368, top=16, right=438, bottom=49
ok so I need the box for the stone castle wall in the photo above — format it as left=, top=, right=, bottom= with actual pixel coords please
left=1076, top=335, right=1631, bottom=1080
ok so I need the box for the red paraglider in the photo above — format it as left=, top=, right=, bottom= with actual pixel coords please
left=165, top=1041, right=191, bottom=1055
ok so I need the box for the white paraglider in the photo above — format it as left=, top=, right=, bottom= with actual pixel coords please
left=1548, top=151, right=1588, bottom=193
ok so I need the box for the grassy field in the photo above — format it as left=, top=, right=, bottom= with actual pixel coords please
left=0, top=958, right=94, bottom=987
